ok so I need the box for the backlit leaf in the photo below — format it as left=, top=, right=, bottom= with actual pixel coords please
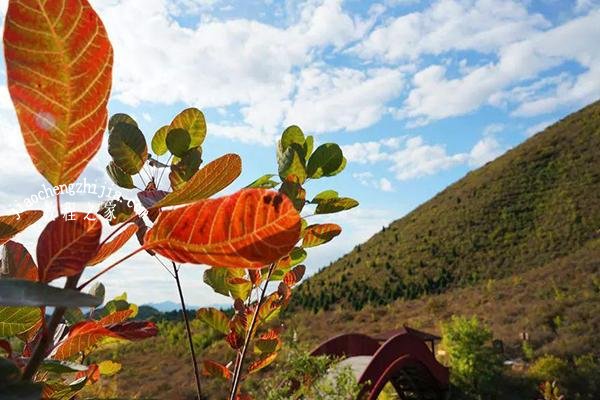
left=306, top=143, right=345, bottom=178
left=280, top=125, right=305, bottom=150
left=0, top=306, right=40, bottom=336
left=145, top=189, right=301, bottom=269
left=202, top=359, right=231, bottom=380
left=53, top=321, right=117, bottom=359
left=279, top=176, right=306, bottom=211
left=41, top=360, right=89, bottom=374
left=0, top=211, right=43, bottom=245
left=248, top=352, right=278, bottom=374
left=315, top=197, right=359, bottom=214
left=98, top=309, right=133, bottom=326
left=0, top=241, right=37, bottom=280
left=108, top=122, right=147, bottom=174
left=151, top=125, right=169, bottom=156
left=137, top=190, right=169, bottom=209
left=37, top=213, right=102, bottom=282
left=98, top=197, right=135, bottom=226
left=203, top=268, right=231, bottom=296
left=98, top=360, right=121, bottom=376
left=169, top=108, right=206, bottom=148
left=88, top=282, right=105, bottom=302
left=169, top=147, right=202, bottom=190
left=278, top=146, right=306, bottom=183
left=0, top=279, right=102, bottom=307
left=302, top=223, right=342, bottom=248
left=312, top=190, right=338, bottom=202
left=106, top=320, right=158, bottom=340
left=88, top=224, right=138, bottom=266
left=154, top=154, right=241, bottom=208
left=228, top=277, right=252, bottom=301
left=4, top=0, right=113, bottom=186
left=246, top=174, right=278, bottom=189
left=106, top=162, right=134, bottom=189
left=196, top=308, right=230, bottom=335
left=283, top=264, right=306, bottom=286
left=166, top=128, right=191, bottom=158
left=108, top=113, right=137, bottom=131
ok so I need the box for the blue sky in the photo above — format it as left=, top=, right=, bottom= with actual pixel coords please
left=0, top=0, right=598, bottom=307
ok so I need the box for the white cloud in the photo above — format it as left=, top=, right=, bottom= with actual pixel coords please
left=468, top=135, right=503, bottom=167
left=524, top=119, right=554, bottom=137
left=352, top=172, right=394, bottom=191
left=379, top=177, right=394, bottom=192
left=483, top=123, right=505, bottom=136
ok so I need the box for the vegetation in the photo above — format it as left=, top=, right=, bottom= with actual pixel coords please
left=292, top=100, right=600, bottom=311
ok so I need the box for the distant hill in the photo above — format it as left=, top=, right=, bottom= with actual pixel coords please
left=145, top=301, right=190, bottom=313
left=292, top=100, right=600, bottom=312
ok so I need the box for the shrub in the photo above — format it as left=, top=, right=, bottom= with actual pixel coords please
left=528, top=355, right=570, bottom=382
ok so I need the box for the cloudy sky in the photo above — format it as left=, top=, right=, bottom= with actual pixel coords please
left=0, top=0, right=598, bottom=307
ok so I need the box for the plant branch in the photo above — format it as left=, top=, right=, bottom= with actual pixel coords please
left=172, top=262, right=203, bottom=400
left=228, top=263, right=276, bottom=400
left=22, top=274, right=80, bottom=381
left=77, top=247, right=144, bottom=290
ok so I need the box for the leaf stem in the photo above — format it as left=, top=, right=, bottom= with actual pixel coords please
left=77, top=247, right=144, bottom=290
left=22, top=275, right=79, bottom=381
left=228, top=263, right=276, bottom=400
left=172, top=262, right=203, bottom=400
left=56, top=193, right=61, bottom=217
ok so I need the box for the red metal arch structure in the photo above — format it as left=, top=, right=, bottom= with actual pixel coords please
left=310, top=327, right=449, bottom=400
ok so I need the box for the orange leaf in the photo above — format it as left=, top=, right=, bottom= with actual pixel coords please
left=145, top=189, right=301, bottom=269
left=0, top=240, right=38, bottom=280
left=153, top=154, right=242, bottom=208
left=75, top=363, right=100, bottom=384
left=283, top=264, right=306, bottom=286
left=98, top=309, right=133, bottom=326
left=4, top=0, right=113, bottom=186
left=248, top=352, right=278, bottom=374
left=302, top=223, right=342, bottom=248
left=0, top=211, right=43, bottom=245
left=37, top=213, right=102, bottom=282
left=202, top=359, right=232, bottom=380
left=87, top=224, right=138, bottom=266
left=53, top=321, right=117, bottom=360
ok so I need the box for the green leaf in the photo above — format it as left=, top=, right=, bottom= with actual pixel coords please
left=88, top=282, right=105, bottom=303
left=151, top=125, right=170, bottom=156
left=108, top=113, right=138, bottom=131
left=166, top=128, right=191, bottom=158
left=280, top=177, right=306, bottom=211
left=169, top=108, right=206, bottom=148
left=196, top=308, right=230, bottom=335
left=64, top=308, right=84, bottom=325
left=41, top=360, right=89, bottom=374
left=0, top=306, right=40, bottom=336
left=304, top=135, right=314, bottom=159
left=278, top=146, right=307, bottom=183
left=281, top=125, right=305, bottom=150
left=315, top=197, right=359, bottom=214
left=169, top=147, right=202, bottom=190
left=108, top=122, right=148, bottom=174
left=0, top=280, right=102, bottom=308
left=254, top=338, right=279, bottom=354
left=306, top=143, right=345, bottom=178
left=228, top=277, right=252, bottom=301
left=246, top=174, right=279, bottom=189
left=106, top=161, right=134, bottom=189
left=203, top=268, right=230, bottom=297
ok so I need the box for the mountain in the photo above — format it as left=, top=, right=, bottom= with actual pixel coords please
left=144, top=301, right=189, bottom=312
left=292, top=100, right=600, bottom=312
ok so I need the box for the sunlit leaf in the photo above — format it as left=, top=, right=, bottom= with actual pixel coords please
left=315, top=197, right=359, bottom=214
left=153, top=154, right=241, bottom=208
left=306, top=143, right=345, bottom=178
left=202, top=359, right=231, bottom=380
left=88, top=282, right=105, bottom=303
left=52, top=321, right=116, bottom=359
left=0, top=279, right=102, bottom=308
left=283, top=264, right=306, bottom=286
left=169, top=147, right=202, bottom=190
left=278, top=146, right=306, bottom=183
left=98, top=360, right=121, bottom=377
left=0, top=241, right=37, bottom=280
left=98, top=309, right=133, bottom=326
left=106, top=162, right=134, bottom=189
left=228, top=277, right=252, bottom=301
left=279, top=176, right=306, bottom=211
left=4, top=0, right=113, bottom=186
left=106, top=320, right=158, bottom=340
left=0, top=211, right=43, bottom=246
left=41, top=360, right=88, bottom=374
left=203, top=268, right=231, bottom=296
left=246, top=174, right=278, bottom=189
left=108, top=113, right=137, bottom=131
left=166, top=128, right=191, bottom=158
left=302, top=223, right=342, bottom=248
left=88, top=224, right=137, bottom=266
left=108, top=122, right=148, bottom=175
left=64, top=308, right=85, bottom=325
left=151, top=125, right=169, bottom=156
left=169, top=108, right=206, bottom=148
left=146, top=189, right=301, bottom=269
left=247, top=352, right=278, bottom=374
left=311, top=190, right=338, bottom=202
left=37, top=213, right=102, bottom=282
left=0, top=306, right=40, bottom=336
left=196, top=308, right=230, bottom=335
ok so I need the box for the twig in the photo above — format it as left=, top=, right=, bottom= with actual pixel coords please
left=77, top=247, right=144, bottom=290
left=228, top=263, right=276, bottom=400
left=22, top=275, right=80, bottom=380
left=172, top=262, right=203, bottom=400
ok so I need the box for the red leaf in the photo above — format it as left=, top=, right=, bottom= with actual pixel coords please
left=202, top=359, right=232, bottom=380
left=302, top=223, right=342, bottom=248
left=0, top=240, right=38, bottom=280
left=283, top=264, right=306, bottom=286
left=248, top=352, right=278, bottom=374
left=145, top=189, right=301, bottom=269
left=4, top=0, right=113, bottom=186
left=75, top=363, right=100, bottom=384
left=248, top=269, right=262, bottom=285
left=137, top=190, right=169, bottom=209
left=106, top=321, right=158, bottom=340
left=36, top=213, right=102, bottom=282
left=98, top=309, right=133, bottom=326
left=0, top=339, right=12, bottom=358
left=53, top=321, right=117, bottom=360
left=0, top=211, right=43, bottom=245
left=87, top=224, right=138, bottom=266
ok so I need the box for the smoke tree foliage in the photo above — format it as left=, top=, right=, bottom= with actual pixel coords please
left=0, top=1, right=358, bottom=399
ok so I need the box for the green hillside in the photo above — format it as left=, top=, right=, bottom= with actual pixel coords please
left=292, top=100, right=600, bottom=312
